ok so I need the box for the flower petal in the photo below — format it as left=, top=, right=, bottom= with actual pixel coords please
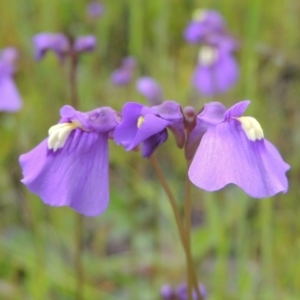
left=141, top=129, right=168, bottom=158
left=113, top=102, right=144, bottom=147
left=0, top=75, right=22, bottom=112
left=185, top=102, right=226, bottom=159
left=128, top=113, right=171, bottom=150
left=189, top=119, right=289, bottom=198
left=136, top=76, right=163, bottom=105
left=224, top=100, right=250, bottom=120
left=110, top=67, right=133, bottom=85
left=193, top=51, right=239, bottom=96
left=19, top=130, right=109, bottom=216
left=33, top=33, right=70, bottom=61
left=74, top=35, right=97, bottom=53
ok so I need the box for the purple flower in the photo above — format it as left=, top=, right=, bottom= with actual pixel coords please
left=87, top=2, right=105, bottom=18
left=74, top=35, right=97, bottom=53
left=136, top=76, right=164, bottom=105
left=121, top=56, right=136, bottom=69
left=184, top=9, right=226, bottom=44
left=176, top=283, right=207, bottom=300
left=33, top=33, right=70, bottom=61
left=160, top=284, right=175, bottom=300
left=19, top=105, right=120, bottom=216
left=188, top=100, right=290, bottom=198
left=192, top=45, right=239, bottom=96
left=114, top=101, right=185, bottom=158
left=0, top=47, right=19, bottom=66
left=160, top=283, right=207, bottom=300
left=0, top=48, right=22, bottom=113
left=111, top=56, right=136, bottom=86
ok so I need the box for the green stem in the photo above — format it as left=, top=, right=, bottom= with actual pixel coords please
left=70, top=53, right=79, bottom=109
left=184, top=162, right=193, bottom=300
left=75, top=214, right=84, bottom=300
left=69, top=50, right=84, bottom=300
left=149, top=155, right=202, bottom=300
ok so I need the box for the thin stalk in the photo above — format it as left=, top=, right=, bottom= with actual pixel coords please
left=184, top=161, right=193, bottom=300
left=70, top=53, right=79, bottom=109
left=75, top=214, right=84, bottom=300
left=69, top=50, right=84, bottom=300
left=149, top=155, right=203, bottom=300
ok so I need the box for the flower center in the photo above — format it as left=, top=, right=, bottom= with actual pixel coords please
left=236, top=116, right=264, bottom=141
left=137, top=116, right=145, bottom=129
left=47, top=121, right=84, bottom=151
left=198, top=46, right=218, bottom=66
left=192, top=9, right=207, bottom=22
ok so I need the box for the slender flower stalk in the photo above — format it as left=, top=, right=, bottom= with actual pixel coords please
left=149, top=154, right=203, bottom=300
left=68, top=47, right=84, bottom=300
left=184, top=162, right=193, bottom=300
left=69, top=52, right=79, bottom=109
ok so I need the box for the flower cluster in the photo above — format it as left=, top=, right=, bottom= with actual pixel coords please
left=87, top=1, right=105, bottom=19
left=19, top=98, right=289, bottom=216
left=0, top=47, right=22, bottom=113
left=33, top=33, right=97, bottom=62
left=111, top=56, right=137, bottom=86
left=184, top=9, right=239, bottom=96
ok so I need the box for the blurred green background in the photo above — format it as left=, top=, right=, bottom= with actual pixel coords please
left=0, top=0, right=299, bottom=299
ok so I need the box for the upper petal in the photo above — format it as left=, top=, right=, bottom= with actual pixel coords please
left=223, top=100, right=250, bottom=120
left=188, top=120, right=289, bottom=198
left=197, top=101, right=226, bottom=125
left=151, top=101, right=185, bottom=147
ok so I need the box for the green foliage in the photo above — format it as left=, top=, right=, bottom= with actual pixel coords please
left=1, top=0, right=300, bottom=299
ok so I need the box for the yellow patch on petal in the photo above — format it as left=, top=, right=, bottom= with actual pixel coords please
left=236, top=116, right=264, bottom=141
left=47, top=121, right=84, bottom=152
left=137, top=116, right=145, bottom=129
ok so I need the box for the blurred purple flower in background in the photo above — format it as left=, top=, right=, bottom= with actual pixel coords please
left=33, top=33, right=70, bottom=61
left=74, top=35, right=97, bottom=53
left=192, top=44, right=239, bottom=96
left=160, top=284, right=175, bottom=300
left=19, top=105, right=120, bottom=216
left=0, top=47, right=22, bottom=112
left=114, top=101, right=185, bottom=158
left=184, top=9, right=226, bottom=44
left=87, top=1, right=105, bottom=18
left=188, top=100, right=290, bottom=198
left=160, top=283, right=207, bottom=300
left=0, top=47, right=19, bottom=66
left=136, top=76, right=164, bottom=105
left=184, top=9, right=240, bottom=96
left=111, top=56, right=136, bottom=86
left=33, top=33, right=97, bottom=61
